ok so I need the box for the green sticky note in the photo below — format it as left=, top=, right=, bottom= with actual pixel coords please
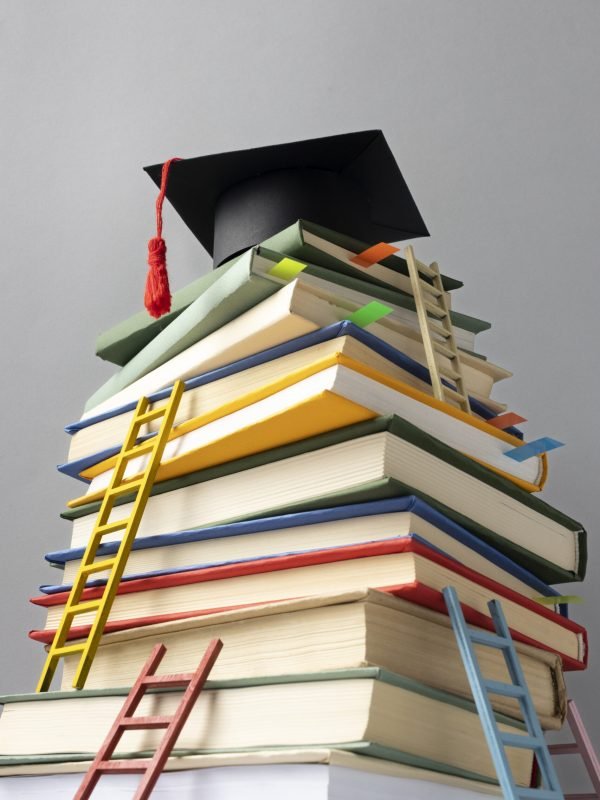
left=535, top=595, right=583, bottom=605
left=268, top=258, right=307, bottom=281
left=346, top=301, right=393, bottom=328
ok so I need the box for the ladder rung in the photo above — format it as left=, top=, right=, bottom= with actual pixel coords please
left=500, top=732, right=545, bottom=751
left=97, top=759, right=153, bottom=774
left=66, top=599, right=102, bottom=617
left=548, top=742, right=579, bottom=755
left=134, top=407, right=167, bottom=426
left=49, top=642, right=87, bottom=657
left=106, top=480, right=144, bottom=499
left=432, top=339, right=457, bottom=359
left=517, top=789, right=566, bottom=800
left=414, top=259, right=436, bottom=279
left=423, top=299, right=448, bottom=318
left=79, top=558, right=118, bottom=577
left=119, top=715, right=172, bottom=730
left=419, top=281, right=443, bottom=298
left=438, top=364, right=462, bottom=382
left=120, top=440, right=156, bottom=460
left=93, top=519, right=130, bottom=538
left=141, top=673, right=194, bottom=688
left=469, top=630, right=511, bottom=649
left=483, top=679, right=526, bottom=699
left=428, top=320, right=452, bottom=339
left=442, top=385, right=469, bottom=404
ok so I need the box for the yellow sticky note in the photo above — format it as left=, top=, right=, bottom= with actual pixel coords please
left=268, top=258, right=307, bottom=281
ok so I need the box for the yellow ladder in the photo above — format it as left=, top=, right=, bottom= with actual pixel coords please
left=404, top=245, right=471, bottom=414
left=36, top=380, right=185, bottom=693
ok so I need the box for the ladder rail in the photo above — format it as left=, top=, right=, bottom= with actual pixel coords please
left=36, top=380, right=185, bottom=693
left=548, top=700, right=600, bottom=799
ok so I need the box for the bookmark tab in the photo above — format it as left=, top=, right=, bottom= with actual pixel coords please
left=505, top=437, right=564, bottom=462
left=346, top=301, right=393, bottom=328
left=268, top=257, right=307, bottom=281
left=350, top=242, right=399, bottom=268
left=487, top=412, right=527, bottom=430
left=535, top=595, right=583, bottom=605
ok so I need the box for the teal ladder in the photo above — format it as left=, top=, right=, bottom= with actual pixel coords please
left=442, top=586, right=564, bottom=800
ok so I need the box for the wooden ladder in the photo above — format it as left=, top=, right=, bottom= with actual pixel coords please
left=405, top=245, right=471, bottom=414
left=36, top=380, right=185, bottom=692
left=74, top=639, right=222, bottom=799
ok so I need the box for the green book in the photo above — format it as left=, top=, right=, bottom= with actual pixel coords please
left=95, top=222, right=467, bottom=367
left=63, top=415, right=586, bottom=584
left=0, top=668, right=528, bottom=785
left=85, top=247, right=489, bottom=413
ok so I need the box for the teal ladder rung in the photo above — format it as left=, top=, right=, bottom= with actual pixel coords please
left=442, top=586, right=565, bottom=800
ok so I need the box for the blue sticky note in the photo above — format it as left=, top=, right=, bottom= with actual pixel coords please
left=505, top=437, right=564, bottom=462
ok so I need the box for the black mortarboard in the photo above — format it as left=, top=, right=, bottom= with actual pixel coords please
left=144, top=130, right=429, bottom=270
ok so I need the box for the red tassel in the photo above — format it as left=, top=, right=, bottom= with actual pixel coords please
left=144, top=157, right=181, bottom=318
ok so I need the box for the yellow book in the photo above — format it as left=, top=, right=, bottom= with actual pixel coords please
left=68, top=353, right=545, bottom=510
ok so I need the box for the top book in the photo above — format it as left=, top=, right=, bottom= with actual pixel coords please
left=97, top=220, right=464, bottom=367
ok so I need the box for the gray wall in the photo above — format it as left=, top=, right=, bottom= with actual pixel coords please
left=1, top=0, right=599, bottom=785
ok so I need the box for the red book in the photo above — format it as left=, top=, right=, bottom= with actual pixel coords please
left=30, top=537, right=587, bottom=670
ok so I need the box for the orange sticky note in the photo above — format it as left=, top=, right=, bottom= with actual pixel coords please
left=487, top=412, right=527, bottom=430
left=350, top=242, right=399, bottom=268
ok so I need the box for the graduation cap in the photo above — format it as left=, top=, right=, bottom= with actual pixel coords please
left=143, top=130, right=429, bottom=317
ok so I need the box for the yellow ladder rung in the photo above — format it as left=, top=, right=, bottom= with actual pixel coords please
left=106, top=479, right=145, bottom=500
left=134, top=407, right=167, bottom=426
left=438, top=365, right=462, bottom=382
left=66, top=599, right=103, bottom=617
left=120, top=440, right=156, bottom=460
left=443, top=385, right=468, bottom=403
left=428, top=321, right=452, bottom=339
left=420, top=282, right=444, bottom=298
left=413, top=258, right=436, bottom=279
left=92, top=519, right=130, bottom=539
left=49, top=643, right=87, bottom=658
left=79, top=559, right=118, bottom=576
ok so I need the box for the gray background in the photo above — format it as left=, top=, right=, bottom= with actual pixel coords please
left=1, top=0, right=599, bottom=784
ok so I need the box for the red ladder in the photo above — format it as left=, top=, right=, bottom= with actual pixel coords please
left=548, top=699, right=600, bottom=800
left=75, top=639, right=223, bottom=799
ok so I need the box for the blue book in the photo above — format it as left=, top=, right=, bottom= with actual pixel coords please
left=43, top=496, right=564, bottom=614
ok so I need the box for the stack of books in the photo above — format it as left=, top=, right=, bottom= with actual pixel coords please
left=0, top=132, right=587, bottom=798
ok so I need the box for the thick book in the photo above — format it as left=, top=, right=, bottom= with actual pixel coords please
left=0, top=753, right=512, bottom=798
left=95, top=221, right=464, bottom=367
left=66, top=321, right=513, bottom=466
left=67, top=356, right=542, bottom=500
left=46, top=497, right=562, bottom=607
left=31, top=537, right=587, bottom=669
left=85, top=247, right=493, bottom=414
left=0, top=668, right=533, bottom=785
left=40, top=589, right=567, bottom=729
left=61, top=415, right=586, bottom=584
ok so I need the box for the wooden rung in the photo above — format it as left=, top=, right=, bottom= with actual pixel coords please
left=141, top=673, right=194, bottom=688
left=119, top=715, right=172, bottom=730
left=438, top=365, right=462, bottom=382
left=442, top=385, right=468, bottom=403
left=79, top=559, right=118, bottom=576
left=423, top=299, right=448, bottom=318
left=419, top=281, right=444, bottom=298
left=427, top=321, right=452, bottom=339
left=432, top=340, right=457, bottom=360
left=96, top=759, right=153, bottom=774
left=414, top=259, right=436, bottom=279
